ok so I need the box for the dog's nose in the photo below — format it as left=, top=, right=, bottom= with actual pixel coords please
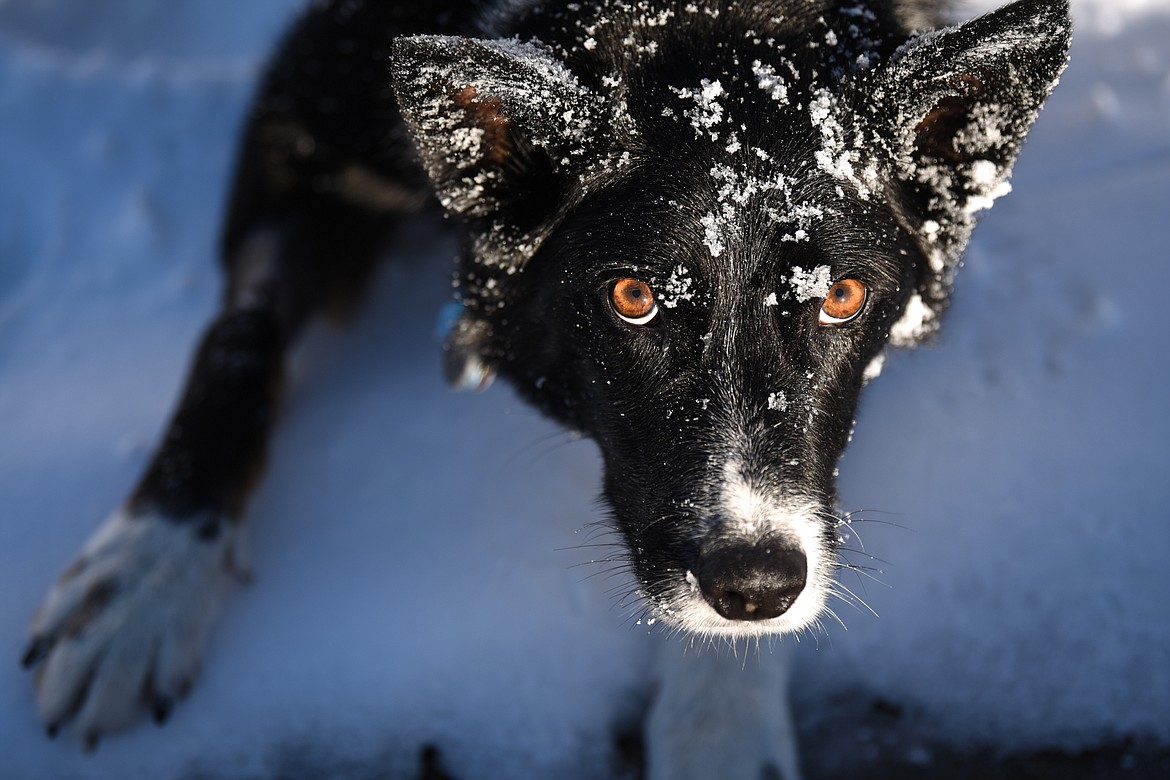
left=696, top=543, right=807, bottom=621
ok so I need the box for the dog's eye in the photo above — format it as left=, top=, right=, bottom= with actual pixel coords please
left=611, top=278, right=659, bottom=326
left=819, top=279, right=867, bottom=326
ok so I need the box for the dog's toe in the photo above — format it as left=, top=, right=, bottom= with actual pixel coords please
left=150, top=694, right=173, bottom=725
left=26, top=507, right=241, bottom=745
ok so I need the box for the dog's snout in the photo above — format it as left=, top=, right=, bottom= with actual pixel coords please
left=696, top=544, right=807, bottom=621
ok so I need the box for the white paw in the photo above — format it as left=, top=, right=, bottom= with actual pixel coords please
left=23, top=507, right=247, bottom=748
left=645, top=641, right=802, bottom=780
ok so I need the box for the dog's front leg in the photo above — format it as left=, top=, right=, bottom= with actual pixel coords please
left=646, top=641, right=801, bottom=780
left=20, top=214, right=309, bottom=746
left=21, top=0, right=436, bottom=742
left=23, top=221, right=397, bottom=747
left=21, top=292, right=285, bottom=747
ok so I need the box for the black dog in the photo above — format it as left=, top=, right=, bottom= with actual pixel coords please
left=24, top=1, right=1069, bottom=776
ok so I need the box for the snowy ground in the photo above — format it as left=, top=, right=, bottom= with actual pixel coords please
left=1, top=1, right=1168, bottom=778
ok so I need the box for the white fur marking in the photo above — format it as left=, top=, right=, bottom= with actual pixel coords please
left=29, top=507, right=243, bottom=740
left=647, top=461, right=833, bottom=639
left=647, top=641, right=802, bottom=780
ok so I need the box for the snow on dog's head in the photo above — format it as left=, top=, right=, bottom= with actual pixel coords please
left=392, top=0, right=1071, bottom=636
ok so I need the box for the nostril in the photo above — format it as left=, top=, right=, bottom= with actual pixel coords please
left=696, top=544, right=807, bottom=621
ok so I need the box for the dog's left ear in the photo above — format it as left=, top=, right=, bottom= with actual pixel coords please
left=876, top=0, right=1070, bottom=337
left=393, top=36, right=606, bottom=389
left=391, top=35, right=604, bottom=259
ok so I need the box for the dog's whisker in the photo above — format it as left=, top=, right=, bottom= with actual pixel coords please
left=843, top=523, right=868, bottom=552
left=557, top=542, right=627, bottom=554
left=578, top=520, right=623, bottom=545
left=820, top=605, right=848, bottom=632
left=826, top=588, right=867, bottom=614
left=827, top=511, right=872, bottom=552
left=604, top=580, right=643, bottom=601
left=837, top=563, right=890, bottom=589
left=834, top=565, right=886, bottom=584
left=833, top=548, right=894, bottom=567
left=605, top=578, right=642, bottom=598
left=575, top=531, right=620, bottom=548
left=833, top=559, right=886, bottom=574
left=829, top=508, right=911, bottom=559
left=835, top=507, right=903, bottom=522
left=828, top=582, right=880, bottom=619
left=615, top=589, right=648, bottom=612
left=577, top=565, right=632, bottom=586
left=502, top=428, right=582, bottom=469
left=633, top=513, right=684, bottom=538
left=566, top=559, right=625, bottom=573
left=839, top=511, right=912, bottom=532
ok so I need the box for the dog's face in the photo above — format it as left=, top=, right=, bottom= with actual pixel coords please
left=488, top=163, right=919, bottom=635
left=393, top=0, right=1070, bottom=637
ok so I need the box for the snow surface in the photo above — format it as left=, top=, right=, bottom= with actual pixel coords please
left=1, top=0, right=1169, bottom=777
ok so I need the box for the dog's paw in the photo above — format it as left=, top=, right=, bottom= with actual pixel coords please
left=22, top=507, right=247, bottom=749
left=645, top=642, right=802, bottom=780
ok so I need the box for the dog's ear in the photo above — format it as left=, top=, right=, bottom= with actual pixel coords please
left=876, top=0, right=1070, bottom=341
left=393, top=36, right=606, bottom=389
left=391, top=35, right=603, bottom=247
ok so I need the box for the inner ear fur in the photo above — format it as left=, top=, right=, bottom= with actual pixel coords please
left=913, top=74, right=986, bottom=163
left=391, top=35, right=605, bottom=229
left=451, top=86, right=515, bottom=166
left=874, top=0, right=1070, bottom=344
left=884, top=0, right=1071, bottom=179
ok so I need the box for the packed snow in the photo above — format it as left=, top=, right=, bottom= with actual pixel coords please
left=787, top=265, right=833, bottom=302
left=1, top=1, right=1168, bottom=778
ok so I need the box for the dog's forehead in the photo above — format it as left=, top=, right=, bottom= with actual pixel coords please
left=564, top=153, right=892, bottom=297
left=560, top=1, right=893, bottom=142
left=551, top=1, right=903, bottom=271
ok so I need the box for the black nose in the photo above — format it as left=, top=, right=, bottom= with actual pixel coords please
left=696, top=543, right=807, bottom=621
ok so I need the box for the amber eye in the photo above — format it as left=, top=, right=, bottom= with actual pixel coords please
left=819, top=278, right=867, bottom=325
left=611, top=278, right=659, bottom=325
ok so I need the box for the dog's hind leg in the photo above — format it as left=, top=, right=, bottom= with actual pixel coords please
left=646, top=642, right=802, bottom=780
left=22, top=0, right=441, bottom=747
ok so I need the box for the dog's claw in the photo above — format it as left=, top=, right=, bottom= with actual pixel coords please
left=151, top=696, right=173, bottom=725
left=22, top=636, right=48, bottom=669
left=82, top=731, right=100, bottom=754
left=46, top=722, right=59, bottom=740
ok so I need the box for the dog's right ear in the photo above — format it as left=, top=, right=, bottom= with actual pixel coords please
left=391, top=36, right=604, bottom=261
left=875, top=0, right=1071, bottom=342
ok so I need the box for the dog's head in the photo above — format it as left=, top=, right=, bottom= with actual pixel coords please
left=393, top=0, right=1070, bottom=637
